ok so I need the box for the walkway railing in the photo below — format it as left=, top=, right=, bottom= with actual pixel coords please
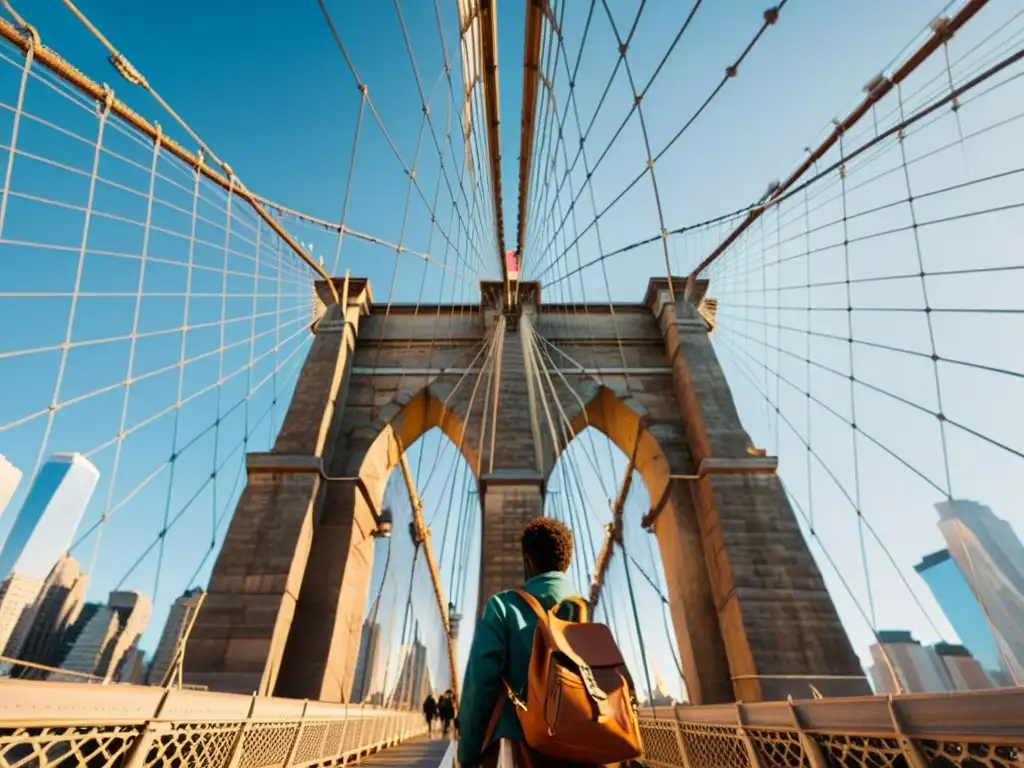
left=5, top=680, right=1023, bottom=767
left=0, top=678, right=426, bottom=768
left=637, top=688, right=1024, bottom=768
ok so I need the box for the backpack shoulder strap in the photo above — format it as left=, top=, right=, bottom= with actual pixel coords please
left=558, top=596, right=589, bottom=623
left=513, top=589, right=590, bottom=623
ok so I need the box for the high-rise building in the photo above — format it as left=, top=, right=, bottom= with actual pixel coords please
left=935, top=499, right=1024, bottom=680
left=934, top=643, right=993, bottom=691
left=392, top=622, right=430, bottom=709
left=644, top=659, right=677, bottom=706
left=146, top=587, right=204, bottom=686
left=350, top=619, right=381, bottom=703
left=867, top=630, right=952, bottom=694
left=915, top=549, right=1006, bottom=683
left=52, top=601, right=102, bottom=672
left=0, top=454, right=22, bottom=519
left=116, top=646, right=146, bottom=684
left=0, top=572, right=43, bottom=659
left=0, top=453, right=99, bottom=581
left=867, top=631, right=994, bottom=693
left=2, top=555, right=85, bottom=678
left=52, top=590, right=151, bottom=681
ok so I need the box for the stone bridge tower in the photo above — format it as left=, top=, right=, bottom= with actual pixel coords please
left=183, top=276, right=870, bottom=705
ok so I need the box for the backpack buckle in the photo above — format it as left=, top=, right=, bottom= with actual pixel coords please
left=579, top=663, right=608, bottom=701
left=503, top=679, right=528, bottom=711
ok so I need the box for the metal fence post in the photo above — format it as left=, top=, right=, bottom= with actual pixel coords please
left=121, top=688, right=172, bottom=768
left=735, top=703, right=763, bottom=768
left=787, top=697, right=828, bottom=768
left=887, top=696, right=929, bottom=768
left=225, top=694, right=259, bottom=768
left=671, top=707, right=693, bottom=768
left=332, top=716, right=349, bottom=765
left=282, top=700, right=309, bottom=767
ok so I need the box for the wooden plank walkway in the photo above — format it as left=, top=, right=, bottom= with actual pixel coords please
left=359, top=736, right=453, bottom=768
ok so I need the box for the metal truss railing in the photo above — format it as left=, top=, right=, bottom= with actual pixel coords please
left=637, top=688, right=1024, bottom=768
left=5, top=679, right=1022, bottom=768
left=0, top=678, right=427, bottom=768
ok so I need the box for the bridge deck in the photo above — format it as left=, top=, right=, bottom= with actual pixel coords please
left=360, top=736, right=454, bottom=768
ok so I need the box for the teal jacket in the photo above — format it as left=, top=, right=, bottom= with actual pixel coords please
left=457, top=572, right=579, bottom=766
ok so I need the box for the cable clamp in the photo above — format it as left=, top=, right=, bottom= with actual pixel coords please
left=108, top=53, right=146, bottom=87
left=21, top=23, right=39, bottom=49
left=99, top=84, right=115, bottom=115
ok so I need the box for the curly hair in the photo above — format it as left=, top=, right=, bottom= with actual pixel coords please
left=521, top=517, right=573, bottom=574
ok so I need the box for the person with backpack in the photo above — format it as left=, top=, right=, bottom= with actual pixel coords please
left=423, top=692, right=438, bottom=737
left=457, top=517, right=641, bottom=768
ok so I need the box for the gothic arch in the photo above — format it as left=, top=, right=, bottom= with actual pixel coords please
left=552, top=385, right=674, bottom=510
left=545, top=383, right=734, bottom=705
left=275, top=378, right=480, bottom=702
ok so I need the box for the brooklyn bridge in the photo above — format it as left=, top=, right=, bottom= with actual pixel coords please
left=0, top=0, right=1022, bottom=765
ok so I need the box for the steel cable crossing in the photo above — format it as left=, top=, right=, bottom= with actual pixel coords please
left=0, top=0, right=502, bottom=696
left=517, top=0, right=1024, bottom=699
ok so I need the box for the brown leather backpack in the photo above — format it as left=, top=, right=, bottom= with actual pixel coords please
left=498, top=589, right=643, bottom=764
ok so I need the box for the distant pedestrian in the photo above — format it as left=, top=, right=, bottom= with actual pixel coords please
left=438, top=689, right=455, bottom=737
left=422, top=693, right=437, bottom=736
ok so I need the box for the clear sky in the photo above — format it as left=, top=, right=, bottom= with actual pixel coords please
left=0, top=0, right=1021, bottom=700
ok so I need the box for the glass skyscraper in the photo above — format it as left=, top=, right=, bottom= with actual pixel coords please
left=0, top=453, right=100, bottom=581
left=915, top=549, right=1005, bottom=680
left=934, top=499, right=1024, bottom=683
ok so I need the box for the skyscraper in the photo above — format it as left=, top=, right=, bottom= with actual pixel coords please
left=867, top=631, right=993, bottom=693
left=2, top=555, right=85, bottom=678
left=915, top=549, right=1007, bottom=683
left=645, top=659, right=677, bottom=706
left=52, top=590, right=151, bottom=681
left=867, top=630, right=951, bottom=694
left=392, top=622, right=430, bottom=709
left=0, top=453, right=99, bottom=581
left=51, top=601, right=102, bottom=673
left=146, top=587, right=203, bottom=686
left=115, top=645, right=146, bottom=684
left=935, top=499, right=1024, bottom=681
left=0, top=572, right=42, bottom=659
left=350, top=619, right=381, bottom=703
left=934, top=643, right=993, bottom=691
left=0, top=454, right=22, bottom=519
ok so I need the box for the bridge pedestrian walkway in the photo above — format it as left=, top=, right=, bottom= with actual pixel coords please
left=359, top=736, right=454, bottom=768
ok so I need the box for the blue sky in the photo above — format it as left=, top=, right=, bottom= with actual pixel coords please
left=0, top=0, right=1021, bottom=700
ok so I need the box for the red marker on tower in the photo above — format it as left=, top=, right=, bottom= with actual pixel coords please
left=505, top=250, right=519, bottom=280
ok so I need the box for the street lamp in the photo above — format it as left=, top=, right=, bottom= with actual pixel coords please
left=373, top=506, right=393, bottom=539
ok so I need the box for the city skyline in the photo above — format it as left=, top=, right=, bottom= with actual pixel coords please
left=867, top=630, right=992, bottom=695
left=51, top=589, right=151, bottom=682
left=0, top=556, right=206, bottom=686
left=0, top=554, right=85, bottom=678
